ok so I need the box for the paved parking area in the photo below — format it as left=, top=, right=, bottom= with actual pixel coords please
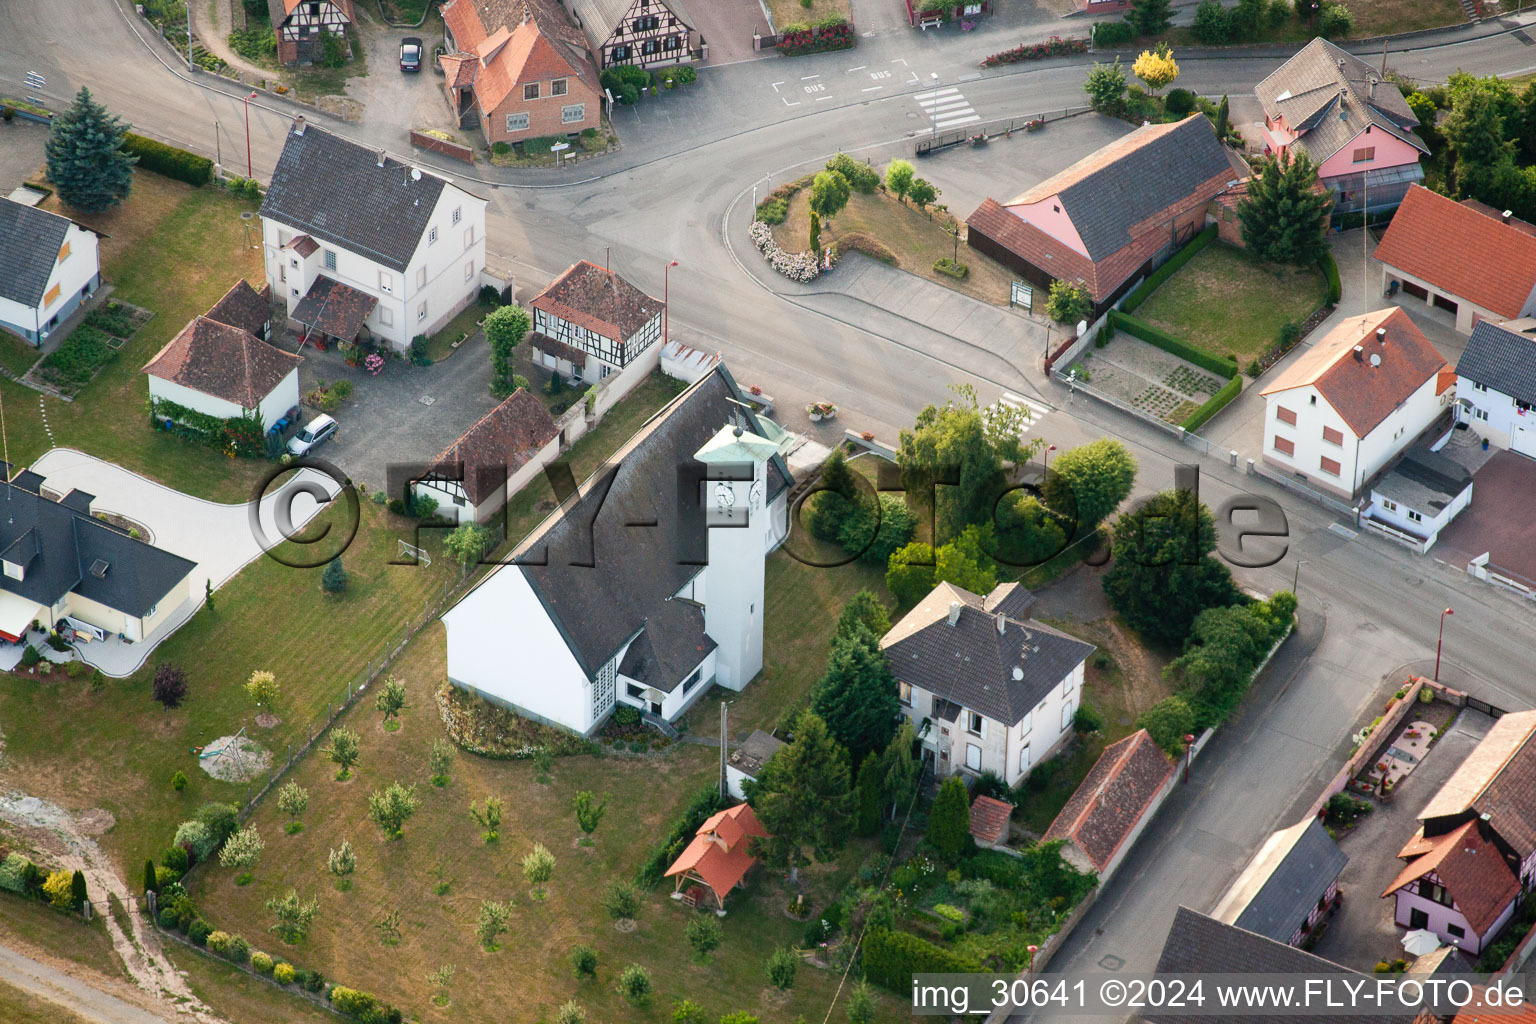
left=349, top=8, right=457, bottom=136
left=0, top=119, right=49, bottom=191
left=1311, top=708, right=1494, bottom=971
left=295, top=333, right=501, bottom=493
left=1436, top=448, right=1536, bottom=582
left=690, top=0, right=769, bottom=65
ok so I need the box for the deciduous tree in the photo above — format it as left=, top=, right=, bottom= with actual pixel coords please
left=1045, top=279, right=1091, bottom=325
left=898, top=383, right=1037, bottom=537
left=908, top=177, right=939, bottom=213
left=522, top=842, right=555, bottom=898
left=326, top=726, right=360, bottom=779
left=46, top=87, right=134, bottom=213
left=1041, top=438, right=1138, bottom=531
left=327, top=840, right=355, bottom=889
left=484, top=304, right=531, bottom=396
left=265, top=889, right=319, bottom=943
left=470, top=796, right=502, bottom=842
left=1132, top=46, right=1179, bottom=95
left=445, top=523, right=492, bottom=567
left=429, top=738, right=454, bottom=786
left=367, top=781, right=419, bottom=840
left=375, top=675, right=410, bottom=723
left=1083, top=58, right=1127, bottom=114
left=218, top=825, right=264, bottom=871
left=476, top=899, right=511, bottom=950
left=152, top=663, right=187, bottom=709
left=835, top=589, right=892, bottom=643
left=808, top=169, right=851, bottom=225
left=885, top=159, right=915, bottom=204
left=573, top=791, right=607, bottom=843
left=885, top=542, right=936, bottom=606
left=245, top=670, right=279, bottom=715
left=935, top=524, right=998, bottom=595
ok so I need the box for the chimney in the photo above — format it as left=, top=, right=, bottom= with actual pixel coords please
left=995, top=612, right=1005, bottom=636
left=947, top=601, right=961, bottom=626
left=1353, top=345, right=1364, bottom=361
left=1376, top=327, right=1387, bottom=345
left=1503, top=210, right=1514, bottom=224
left=376, top=149, right=386, bottom=168
left=291, top=115, right=307, bottom=136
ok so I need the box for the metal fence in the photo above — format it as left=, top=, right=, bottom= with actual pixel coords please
left=1248, top=460, right=1361, bottom=519
left=916, top=106, right=1093, bottom=156
left=1051, top=368, right=1185, bottom=439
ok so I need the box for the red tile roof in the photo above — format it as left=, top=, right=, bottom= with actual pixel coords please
left=1043, top=729, right=1174, bottom=872
left=282, top=234, right=319, bottom=258
left=1374, top=185, right=1536, bottom=320
left=663, top=803, right=769, bottom=901
left=142, top=317, right=302, bottom=409
left=969, top=795, right=1013, bottom=845
left=442, top=0, right=596, bottom=113
left=1382, top=820, right=1519, bottom=936
left=204, top=279, right=273, bottom=339
left=1259, top=307, right=1448, bottom=438
left=426, top=389, right=559, bottom=505
left=530, top=260, right=663, bottom=343
left=438, top=53, right=479, bottom=89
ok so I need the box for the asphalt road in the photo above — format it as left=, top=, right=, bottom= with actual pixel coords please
left=3, top=4, right=1536, bottom=1021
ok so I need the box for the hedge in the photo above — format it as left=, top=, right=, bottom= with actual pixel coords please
left=123, top=133, right=213, bottom=187
left=1181, top=372, right=1243, bottom=433
left=150, top=397, right=266, bottom=457
left=1320, top=251, right=1341, bottom=305
left=635, top=785, right=726, bottom=887
left=329, top=985, right=403, bottom=1024
left=1108, top=310, right=1238, bottom=379
left=1121, top=224, right=1217, bottom=313
left=861, top=927, right=981, bottom=992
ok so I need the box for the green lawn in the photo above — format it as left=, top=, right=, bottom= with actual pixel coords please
left=1136, top=243, right=1327, bottom=363
left=423, top=302, right=488, bottom=363
left=185, top=624, right=907, bottom=1023
left=0, top=979, right=94, bottom=1024
left=169, top=943, right=344, bottom=1024
left=0, top=332, right=42, bottom=378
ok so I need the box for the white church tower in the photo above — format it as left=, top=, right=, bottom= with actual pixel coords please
left=695, top=423, right=778, bottom=691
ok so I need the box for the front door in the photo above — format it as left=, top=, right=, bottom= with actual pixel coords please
left=649, top=699, right=663, bottom=716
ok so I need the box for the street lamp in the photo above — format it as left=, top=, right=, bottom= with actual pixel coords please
left=1026, top=945, right=1040, bottom=974
left=1043, top=443, right=1057, bottom=476
left=1434, top=607, right=1454, bottom=682
left=243, top=90, right=258, bottom=179
left=1183, top=733, right=1196, bottom=782
left=664, top=260, right=679, bottom=346
left=1292, top=558, right=1308, bottom=601
left=929, top=72, right=940, bottom=148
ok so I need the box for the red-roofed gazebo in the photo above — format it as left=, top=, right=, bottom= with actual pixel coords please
left=663, top=803, right=769, bottom=913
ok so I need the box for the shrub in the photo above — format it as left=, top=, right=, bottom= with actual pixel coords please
left=1073, top=701, right=1106, bottom=735
left=764, top=945, right=798, bottom=989
left=754, top=198, right=788, bottom=224
left=603, top=880, right=640, bottom=920
left=152, top=663, right=188, bottom=709
left=673, top=999, right=708, bottom=1024
left=554, top=1001, right=587, bottom=1024
left=615, top=964, right=653, bottom=1004
left=491, top=141, right=511, bottom=156
left=1138, top=696, right=1198, bottom=755
left=837, top=493, right=916, bottom=565
left=19, top=645, right=40, bottom=668
left=156, top=865, right=182, bottom=887
left=1320, top=251, right=1341, bottom=304
left=1093, top=19, right=1136, bottom=45
left=197, top=802, right=240, bottom=847
left=1164, top=87, right=1196, bottom=115
left=171, top=770, right=188, bottom=791
left=571, top=944, right=599, bottom=979
left=1182, top=373, right=1242, bottom=433
left=933, top=257, right=969, bottom=279
left=273, top=962, right=297, bottom=985
left=162, top=845, right=190, bottom=872
left=635, top=785, right=725, bottom=887
left=188, top=918, right=212, bottom=946
left=826, top=153, right=879, bottom=194
left=1109, top=310, right=1236, bottom=378
left=981, top=35, right=1088, bottom=67
left=299, top=968, right=326, bottom=993
left=0, top=853, right=30, bottom=894
left=886, top=542, right=936, bottom=606
left=122, top=133, right=213, bottom=187
left=1319, top=1, right=1352, bottom=37
left=685, top=914, right=722, bottom=960
left=1192, top=1, right=1230, bottom=43
left=862, top=927, right=980, bottom=991
left=158, top=906, right=179, bottom=928
left=174, top=820, right=216, bottom=862
left=251, top=951, right=274, bottom=975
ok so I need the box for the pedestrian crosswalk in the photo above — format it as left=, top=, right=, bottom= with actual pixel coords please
left=1000, top=391, right=1054, bottom=439
left=914, top=87, right=980, bottom=130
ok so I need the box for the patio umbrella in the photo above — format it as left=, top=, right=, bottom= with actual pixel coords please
left=1402, top=929, right=1442, bottom=956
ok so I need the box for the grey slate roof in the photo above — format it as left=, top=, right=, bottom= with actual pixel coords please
left=1254, top=37, right=1426, bottom=166
left=0, top=473, right=194, bottom=618
left=1228, top=819, right=1347, bottom=943
left=509, top=365, right=791, bottom=678
left=0, top=198, right=71, bottom=308
left=880, top=581, right=1094, bottom=727
left=1008, top=116, right=1237, bottom=262
left=1459, top=319, right=1536, bottom=408
left=1373, top=447, right=1473, bottom=515
left=1150, top=909, right=1399, bottom=1024
left=615, top=598, right=715, bottom=693
left=260, top=122, right=452, bottom=274
left=728, top=729, right=783, bottom=777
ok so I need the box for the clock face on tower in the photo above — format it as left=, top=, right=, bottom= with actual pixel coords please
left=749, top=480, right=764, bottom=508
left=713, top=482, right=736, bottom=509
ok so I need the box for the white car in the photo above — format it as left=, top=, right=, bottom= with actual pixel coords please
left=286, top=414, right=338, bottom=456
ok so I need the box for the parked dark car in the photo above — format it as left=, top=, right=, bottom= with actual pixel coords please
left=399, top=37, right=423, bottom=72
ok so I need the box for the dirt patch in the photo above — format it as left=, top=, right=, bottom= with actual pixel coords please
left=314, top=95, right=364, bottom=122
left=613, top=918, right=637, bottom=933
left=196, top=734, right=271, bottom=782
left=254, top=713, right=281, bottom=729
left=74, top=808, right=116, bottom=836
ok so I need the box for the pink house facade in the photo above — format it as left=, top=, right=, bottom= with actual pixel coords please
left=1384, top=825, right=1519, bottom=956
left=1255, top=38, right=1427, bottom=216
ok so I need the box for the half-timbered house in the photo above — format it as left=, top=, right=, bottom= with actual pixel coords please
left=268, top=0, right=355, bottom=67
left=412, top=389, right=560, bottom=525
left=568, top=0, right=698, bottom=69
left=528, top=260, right=663, bottom=384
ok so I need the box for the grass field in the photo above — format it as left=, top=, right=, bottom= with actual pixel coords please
left=0, top=979, right=94, bottom=1024
left=1158, top=0, right=1464, bottom=46
left=423, top=301, right=488, bottom=363
left=772, top=187, right=1022, bottom=307
left=0, top=895, right=122, bottom=981
left=1136, top=243, right=1327, bottom=363
left=186, top=623, right=907, bottom=1023
left=765, top=0, right=850, bottom=29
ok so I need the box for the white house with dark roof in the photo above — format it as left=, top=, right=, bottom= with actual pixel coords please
left=441, top=365, right=792, bottom=735
left=1455, top=319, right=1536, bottom=459
left=1365, top=446, right=1473, bottom=550
left=259, top=117, right=488, bottom=352
left=879, top=580, right=1094, bottom=786
left=0, top=197, right=101, bottom=345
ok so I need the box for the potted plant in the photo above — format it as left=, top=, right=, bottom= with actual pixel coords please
left=806, top=401, right=837, bottom=422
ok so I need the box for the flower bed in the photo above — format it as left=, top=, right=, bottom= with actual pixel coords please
left=750, top=220, right=824, bottom=283
left=778, top=17, right=855, bottom=56
left=980, top=36, right=1087, bottom=67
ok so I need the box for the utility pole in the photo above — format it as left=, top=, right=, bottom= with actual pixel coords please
left=718, top=703, right=728, bottom=800
left=186, top=2, right=194, bottom=71
left=1380, top=39, right=1388, bottom=77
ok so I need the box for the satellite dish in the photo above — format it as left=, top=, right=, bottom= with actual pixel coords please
left=1369, top=353, right=1382, bottom=367
left=1012, top=666, right=1024, bottom=681
left=411, top=168, right=422, bottom=181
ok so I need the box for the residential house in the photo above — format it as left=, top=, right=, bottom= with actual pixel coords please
left=1415, top=709, right=1536, bottom=887
left=528, top=260, right=664, bottom=387
left=1212, top=817, right=1347, bottom=948
left=412, top=389, right=560, bottom=525
left=1375, top=186, right=1536, bottom=334
left=1042, top=728, right=1175, bottom=885
left=441, top=366, right=793, bottom=736
left=267, top=0, right=355, bottom=66
left=0, top=197, right=101, bottom=345
left=965, top=115, right=1245, bottom=316
left=1259, top=307, right=1454, bottom=499
left=1382, top=819, right=1519, bottom=956
left=662, top=803, right=768, bottom=911
left=569, top=0, right=697, bottom=69
left=439, top=0, right=601, bottom=147
left=1454, top=319, right=1536, bottom=458
left=903, top=0, right=993, bottom=28
left=726, top=729, right=783, bottom=801
left=879, top=580, right=1094, bottom=786
left=1254, top=38, right=1427, bottom=215
left=259, top=117, right=489, bottom=353
left=1366, top=446, right=1474, bottom=551
left=142, top=280, right=301, bottom=433
left=0, top=464, right=196, bottom=646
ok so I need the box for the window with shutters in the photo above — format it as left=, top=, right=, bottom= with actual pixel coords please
left=379, top=270, right=393, bottom=293
left=428, top=227, right=437, bottom=245
left=966, top=711, right=983, bottom=737
left=1018, top=711, right=1031, bottom=737
left=633, top=14, right=659, bottom=30
left=1277, top=406, right=1297, bottom=425
left=464, top=226, right=475, bottom=248
left=452, top=206, right=462, bottom=225
left=965, top=743, right=982, bottom=771
left=379, top=306, right=393, bottom=327
left=324, top=249, right=337, bottom=271
left=1060, top=702, right=1072, bottom=731
left=1273, top=435, right=1295, bottom=456
left=506, top=112, right=529, bottom=132
left=1319, top=456, right=1341, bottom=476
left=464, top=260, right=474, bottom=282
left=561, top=103, right=586, bottom=124
left=1322, top=426, right=1343, bottom=446
left=417, top=300, right=428, bottom=322
left=42, top=283, right=60, bottom=309
left=1352, top=146, right=1375, bottom=163
left=415, top=266, right=426, bottom=289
